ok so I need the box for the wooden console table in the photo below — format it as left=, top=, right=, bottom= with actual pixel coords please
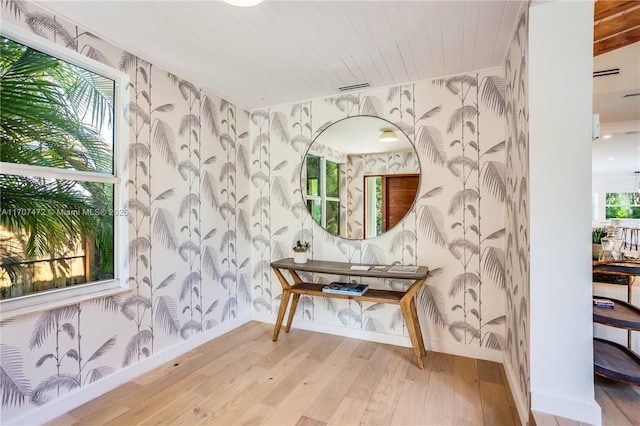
left=270, top=258, right=429, bottom=368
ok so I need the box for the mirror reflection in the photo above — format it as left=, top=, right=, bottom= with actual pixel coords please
left=302, top=116, right=420, bottom=239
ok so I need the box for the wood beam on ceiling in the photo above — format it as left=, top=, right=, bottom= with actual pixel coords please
left=595, top=6, right=640, bottom=40
left=594, top=26, right=640, bottom=56
left=595, top=0, right=638, bottom=22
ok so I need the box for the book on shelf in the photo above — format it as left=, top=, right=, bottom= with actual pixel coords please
left=593, top=298, right=614, bottom=309
left=322, top=282, right=369, bottom=296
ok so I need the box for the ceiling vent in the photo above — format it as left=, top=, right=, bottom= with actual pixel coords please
left=623, top=92, right=640, bottom=98
left=593, top=68, right=620, bottom=77
left=338, top=83, right=370, bottom=92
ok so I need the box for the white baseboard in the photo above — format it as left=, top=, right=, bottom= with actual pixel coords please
left=8, top=312, right=252, bottom=426
left=252, top=312, right=503, bottom=363
left=531, top=390, right=602, bottom=426
left=503, top=354, right=529, bottom=426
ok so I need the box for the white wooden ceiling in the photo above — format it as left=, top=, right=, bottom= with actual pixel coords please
left=315, top=116, right=413, bottom=155
left=35, top=0, right=523, bottom=110
left=28, top=1, right=639, bottom=175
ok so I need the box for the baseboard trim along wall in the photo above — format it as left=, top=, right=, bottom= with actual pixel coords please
left=253, top=313, right=503, bottom=363
left=8, top=312, right=252, bottom=426
left=503, top=353, right=529, bottom=426
left=531, top=389, right=602, bottom=426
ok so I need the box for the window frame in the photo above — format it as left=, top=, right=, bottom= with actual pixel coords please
left=304, top=152, right=339, bottom=231
left=0, top=22, right=129, bottom=319
left=605, top=191, right=640, bottom=219
left=323, top=159, right=340, bottom=234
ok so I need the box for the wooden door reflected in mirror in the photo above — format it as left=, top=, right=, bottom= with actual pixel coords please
left=364, top=174, right=419, bottom=239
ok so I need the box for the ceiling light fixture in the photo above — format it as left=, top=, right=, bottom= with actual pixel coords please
left=603, top=134, right=612, bottom=139
left=223, top=0, right=263, bottom=7
left=379, top=129, right=398, bottom=143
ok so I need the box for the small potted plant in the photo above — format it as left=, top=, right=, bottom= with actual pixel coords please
left=592, top=228, right=606, bottom=260
left=293, top=240, right=310, bottom=264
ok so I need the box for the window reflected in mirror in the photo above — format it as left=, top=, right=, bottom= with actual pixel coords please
left=365, top=176, right=382, bottom=238
left=305, top=154, right=340, bottom=235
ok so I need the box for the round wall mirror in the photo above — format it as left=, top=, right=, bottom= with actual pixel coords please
left=302, top=116, right=421, bottom=239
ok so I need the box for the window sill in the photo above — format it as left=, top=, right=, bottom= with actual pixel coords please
left=0, top=279, right=129, bottom=320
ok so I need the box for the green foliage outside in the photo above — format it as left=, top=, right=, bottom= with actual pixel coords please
left=0, top=36, right=115, bottom=289
left=605, top=192, right=640, bottom=219
left=325, top=160, right=339, bottom=198
left=305, top=156, right=340, bottom=235
left=326, top=201, right=339, bottom=235
left=306, top=155, right=319, bottom=196
left=306, top=199, right=321, bottom=225
left=325, top=160, right=340, bottom=235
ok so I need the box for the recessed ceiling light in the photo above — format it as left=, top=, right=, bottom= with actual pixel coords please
left=603, top=134, right=612, bottom=139
left=223, top=0, right=263, bottom=6
left=608, top=157, right=615, bottom=161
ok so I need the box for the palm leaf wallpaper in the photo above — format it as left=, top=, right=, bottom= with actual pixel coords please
left=251, top=75, right=507, bottom=347
left=0, top=3, right=250, bottom=421
left=1, top=1, right=530, bottom=422
left=504, top=4, right=531, bottom=414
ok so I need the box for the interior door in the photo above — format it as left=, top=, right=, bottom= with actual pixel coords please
left=383, top=174, right=419, bottom=231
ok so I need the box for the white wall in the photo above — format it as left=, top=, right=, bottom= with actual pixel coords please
left=529, top=1, right=601, bottom=424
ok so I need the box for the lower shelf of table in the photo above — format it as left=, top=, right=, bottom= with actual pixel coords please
left=594, top=338, right=640, bottom=385
left=288, top=282, right=404, bottom=304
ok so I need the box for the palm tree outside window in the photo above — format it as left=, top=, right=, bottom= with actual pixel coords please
left=0, top=23, right=128, bottom=315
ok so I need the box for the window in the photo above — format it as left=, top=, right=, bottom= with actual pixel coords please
left=364, top=176, right=383, bottom=238
left=0, top=22, right=128, bottom=318
left=606, top=192, right=640, bottom=219
left=305, top=154, right=340, bottom=235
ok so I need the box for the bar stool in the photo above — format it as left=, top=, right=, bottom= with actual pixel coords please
left=621, top=227, right=639, bottom=251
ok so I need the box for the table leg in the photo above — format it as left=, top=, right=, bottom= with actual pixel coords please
left=400, top=299, right=424, bottom=369
left=410, top=298, right=427, bottom=356
left=285, top=293, right=301, bottom=333
left=272, top=289, right=291, bottom=341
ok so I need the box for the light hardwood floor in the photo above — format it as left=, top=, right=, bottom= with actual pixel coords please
left=533, top=370, right=640, bottom=426
left=44, top=321, right=638, bottom=426
left=594, top=376, right=640, bottom=426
